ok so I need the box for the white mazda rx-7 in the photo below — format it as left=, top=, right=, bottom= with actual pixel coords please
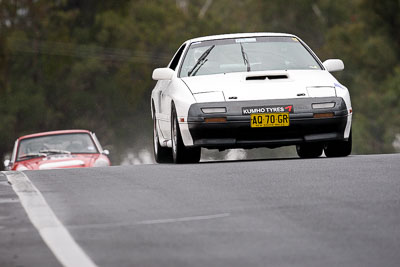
left=151, top=33, right=352, bottom=163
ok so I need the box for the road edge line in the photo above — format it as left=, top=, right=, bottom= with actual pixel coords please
left=3, top=171, right=98, bottom=267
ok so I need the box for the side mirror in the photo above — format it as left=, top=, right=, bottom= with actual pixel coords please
left=152, top=68, right=174, bottom=80
left=102, top=149, right=110, bottom=156
left=323, top=59, right=344, bottom=72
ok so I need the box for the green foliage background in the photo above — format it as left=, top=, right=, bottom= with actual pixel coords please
left=1, top=0, right=399, bottom=166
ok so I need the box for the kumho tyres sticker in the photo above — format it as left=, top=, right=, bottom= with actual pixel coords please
left=242, top=105, right=294, bottom=115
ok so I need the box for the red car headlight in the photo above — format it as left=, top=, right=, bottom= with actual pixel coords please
left=93, top=157, right=110, bottom=167
left=16, top=165, right=29, bottom=171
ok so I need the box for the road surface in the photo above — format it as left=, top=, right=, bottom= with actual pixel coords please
left=1, top=154, right=400, bottom=266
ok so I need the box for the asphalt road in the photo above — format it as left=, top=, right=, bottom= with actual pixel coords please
left=0, top=172, right=60, bottom=267
left=1, top=154, right=400, bottom=267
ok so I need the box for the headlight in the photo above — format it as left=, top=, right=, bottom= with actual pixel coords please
left=193, top=91, right=225, bottom=103
left=201, top=107, right=227, bottom=114
left=93, top=157, right=109, bottom=167
left=307, top=86, right=336, bottom=97
left=312, top=102, right=335, bottom=109
left=16, top=165, right=29, bottom=171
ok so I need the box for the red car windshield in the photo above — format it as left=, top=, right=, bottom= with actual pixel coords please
left=17, top=133, right=98, bottom=161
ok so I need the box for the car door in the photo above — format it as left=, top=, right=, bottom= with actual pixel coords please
left=158, top=43, right=187, bottom=140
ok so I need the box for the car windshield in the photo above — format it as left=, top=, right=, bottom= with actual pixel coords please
left=17, top=133, right=98, bottom=161
left=179, top=36, right=322, bottom=77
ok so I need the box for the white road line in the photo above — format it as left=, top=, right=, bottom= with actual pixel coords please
left=0, top=198, right=20, bottom=204
left=3, top=171, right=98, bottom=267
left=65, top=213, right=231, bottom=230
left=136, top=213, right=231, bottom=225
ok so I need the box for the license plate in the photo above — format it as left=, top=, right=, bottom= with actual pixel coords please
left=251, top=113, right=290, bottom=128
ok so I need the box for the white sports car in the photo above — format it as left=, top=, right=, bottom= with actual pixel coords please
left=151, top=33, right=352, bottom=163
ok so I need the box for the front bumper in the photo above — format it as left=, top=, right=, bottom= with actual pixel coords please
left=187, top=97, right=349, bottom=149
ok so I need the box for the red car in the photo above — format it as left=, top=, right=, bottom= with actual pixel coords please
left=4, top=130, right=110, bottom=171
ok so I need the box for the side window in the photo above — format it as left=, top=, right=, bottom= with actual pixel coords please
left=169, top=44, right=186, bottom=71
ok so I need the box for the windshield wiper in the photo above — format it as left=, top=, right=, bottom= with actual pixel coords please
left=240, top=43, right=251, bottom=72
left=188, top=45, right=215, bottom=77
left=19, top=153, right=47, bottom=160
left=39, top=149, right=71, bottom=155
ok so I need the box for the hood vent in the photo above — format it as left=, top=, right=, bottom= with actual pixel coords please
left=246, top=74, right=288, bottom=81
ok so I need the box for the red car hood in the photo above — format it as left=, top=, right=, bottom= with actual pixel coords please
left=14, top=154, right=102, bottom=170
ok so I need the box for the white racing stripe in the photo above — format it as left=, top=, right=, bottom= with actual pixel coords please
left=3, top=171, right=98, bottom=267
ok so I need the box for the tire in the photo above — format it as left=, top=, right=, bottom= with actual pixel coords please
left=324, top=131, right=352, bottom=157
left=171, top=105, right=201, bottom=164
left=296, top=143, right=324, bottom=158
left=153, top=111, right=173, bottom=163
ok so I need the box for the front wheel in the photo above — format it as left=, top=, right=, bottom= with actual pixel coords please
left=324, top=131, right=352, bottom=157
left=296, top=143, right=324, bottom=158
left=171, top=105, right=201, bottom=164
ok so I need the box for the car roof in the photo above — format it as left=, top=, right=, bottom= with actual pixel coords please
left=186, top=32, right=297, bottom=44
left=18, top=129, right=92, bottom=140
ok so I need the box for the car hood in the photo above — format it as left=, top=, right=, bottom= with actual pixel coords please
left=15, top=154, right=101, bottom=170
left=181, top=70, right=338, bottom=102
